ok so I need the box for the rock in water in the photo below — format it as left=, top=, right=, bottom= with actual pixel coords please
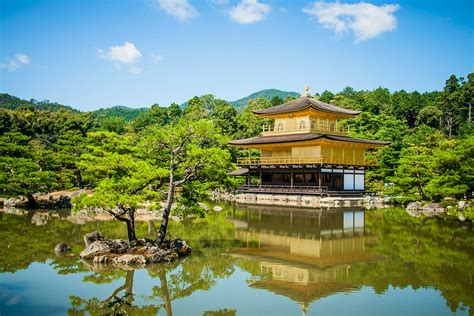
left=80, top=238, right=191, bottom=266
left=213, top=206, right=223, bottom=212
left=112, top=254, right=147, bottom=265
left=406, top=202, right=421, bottom=212
left=80, top=239, right=128, bottom=259
left=170, top=239, right=191, bottom=256
left=4, top=196, right=29, bottom=208
left=55, top=243, right=70, bottom=252
left=84, top=231, right=104, bottom=246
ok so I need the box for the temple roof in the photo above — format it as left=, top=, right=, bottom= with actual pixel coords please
left=249, top=280, right=359, bottom=305
left=252, top=96, right=361, bottom=116
left=228, top=133, right=390, bottom=146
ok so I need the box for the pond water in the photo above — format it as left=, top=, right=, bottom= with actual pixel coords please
left=0, top=203, right=473, bottom=316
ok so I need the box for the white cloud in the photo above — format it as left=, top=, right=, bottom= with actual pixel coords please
left=0, top=53, right=31, bottom=72
left=303, top=1, right=400, bottom=42
left=151, top=53, right=164, bottom=63
left=15, top=54, right=31, bottom=65
left=98, top=42, right=143, bottom=74
left=157, top=0, right=198, bottom=21
left=229, top=0, right=271, bottom=24
left=99, top=42, right=142, bottom=64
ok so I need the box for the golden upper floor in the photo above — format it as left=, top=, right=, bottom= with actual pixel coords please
left=253, top=94, right=360, bottom=137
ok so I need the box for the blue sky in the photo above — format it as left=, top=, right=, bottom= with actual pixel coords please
left=1, top=0, right=473, bottom=111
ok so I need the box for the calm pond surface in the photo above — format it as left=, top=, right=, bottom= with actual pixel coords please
left=0, top=202, right=473, bottom=316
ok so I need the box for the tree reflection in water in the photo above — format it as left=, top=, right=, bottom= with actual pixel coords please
left=69, top=269, right=160, bottom=315
left=0, top=204, right=472, bottom=315
left=227, top=204, right=474, bottom=315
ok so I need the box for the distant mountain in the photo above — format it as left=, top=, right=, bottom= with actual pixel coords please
left=229, top=89, right=299, bottom=109
left=1, top=88, right=300, bottom=119
left=180, top=89, right=300, bottom=110
left=0, top=93, right=77, bottom=112
left=92, top=106, right=148, bottom=122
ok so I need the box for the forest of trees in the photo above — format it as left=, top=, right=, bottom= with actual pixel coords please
left=0, top=73, right=472, bottom=220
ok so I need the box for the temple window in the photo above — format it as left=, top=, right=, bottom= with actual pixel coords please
left=311, top=120, right=316, bottom=129
left=329, top=123, right=335, bottom=131
left=299, top=120, right=306, bottom=129
left=276, top=123, right=284, bottom=131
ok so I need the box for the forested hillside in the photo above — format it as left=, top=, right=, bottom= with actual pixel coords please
left=0, top=93, right=77, bottom=112
left=229, top=89, right=300, bottom=109
left=0, top=74, right=472, bottom=218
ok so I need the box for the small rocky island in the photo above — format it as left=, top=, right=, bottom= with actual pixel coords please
left=79, top=231, right=191, bottom=267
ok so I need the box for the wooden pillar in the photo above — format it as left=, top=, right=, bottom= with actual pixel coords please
left=246, top=169, right=250, bottom=185
left=318, top=169, right=322, bottom=189
left=290, top=167, right=294, bottom=188
left=259, top=167, right=262, bottom=186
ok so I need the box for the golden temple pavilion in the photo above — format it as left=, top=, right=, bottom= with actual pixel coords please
left=229, top=88, right=390, bottom=194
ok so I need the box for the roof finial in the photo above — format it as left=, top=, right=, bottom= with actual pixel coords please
left=304, top=86, right=311, bottom=97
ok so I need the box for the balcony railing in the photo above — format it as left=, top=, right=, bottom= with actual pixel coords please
left=237, top=156, right=374, bottom=166
left=237, top=185, right=328, bottom=194
left=262, top=122, right=349, bottom=136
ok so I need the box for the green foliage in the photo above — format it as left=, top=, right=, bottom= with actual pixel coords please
left=0, top=132, right=57, bottom=199
left=230, top=89, right=299, bottom=109
left=92, top=105, right=148, bottom=122
left=0, top=73, right=473, bottom=206
left=0, top=93, right=78, bottom=112
left=74, top=131, right=166, bottom=211
left=97, top=116, right=127, bottom=134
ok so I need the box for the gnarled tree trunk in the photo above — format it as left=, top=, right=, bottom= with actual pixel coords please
left=157, top=158, right=175, bottom=245
left=109, top=206, right=137, bottom=242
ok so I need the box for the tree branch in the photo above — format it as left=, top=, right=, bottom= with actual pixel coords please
left=106, top=209, right=128, bottom=222
left=129, top=176, right=163, bottom=195
left=173, top=162, right=202, bottom=186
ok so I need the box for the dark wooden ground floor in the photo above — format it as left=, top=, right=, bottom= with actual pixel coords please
left=240, top=166, right=366, bottom=192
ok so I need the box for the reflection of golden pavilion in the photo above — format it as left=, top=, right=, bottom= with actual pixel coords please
left=230, top=206, right=376, bottom=315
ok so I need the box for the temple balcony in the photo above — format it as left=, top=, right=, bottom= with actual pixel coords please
left=262, top=122, right=349, bottom=136
left=236, top=155, right=375, bottom=166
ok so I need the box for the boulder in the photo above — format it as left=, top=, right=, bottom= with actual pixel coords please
left=84, top=231, right=104, bottom=246
left=170, top=239, right=191, bottom=256
left=54, top=243, right=70, bottom=252
left=80, top=238, right=191, bottom=266
left=197, top=202, right=209, bottom=212
left=146, top=248, right=179, bottom=263
left=112, top=254, right=147, bottom=265
left=4, top=196, right=29, bottom=208
left=406, top=202, right=421, bottom=211
left=80, top=239, right=128, bottom=259
left=35, top=189, right=94, bottom=209
left=213, top=206, right=223, bottom=212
